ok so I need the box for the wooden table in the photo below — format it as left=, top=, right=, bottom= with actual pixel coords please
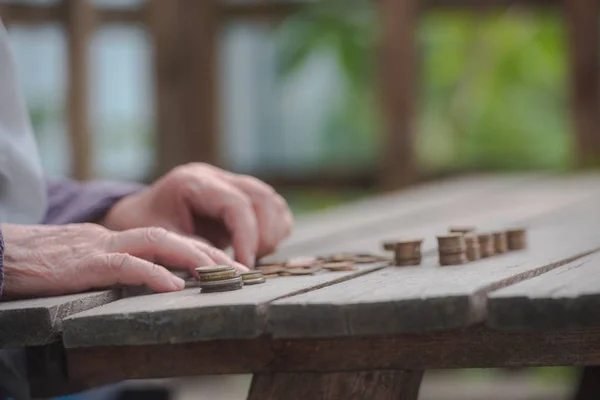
left=4, top=173, right=600, bottom=399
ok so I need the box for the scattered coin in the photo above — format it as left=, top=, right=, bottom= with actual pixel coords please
left=492, top=231, right=508, bottom=254
left=507, top=228, right=527, bottom=250
left=286, top=256, right=321, bottom=269
left=322, top=261, right=357, bottom=271
left=287, top=267, right=320, bottom=276
left=263, top=273, right=280, bottom=279
left=477, top=233, right=495, bottom=258
left=353, top=254, right=389, bottom=263
left=256, top=265, right=285, bottom=275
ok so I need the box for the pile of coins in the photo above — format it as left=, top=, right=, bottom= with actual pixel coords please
left=196, top=265, right=244, bottom=293
left=464, top=234, right=481, bottom=261
left=382, top=239, right=423, bottom=266
left=437, top=234, right=468, bottom=266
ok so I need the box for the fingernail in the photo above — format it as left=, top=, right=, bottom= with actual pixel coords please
left=170, top=275, right=185, bottom=290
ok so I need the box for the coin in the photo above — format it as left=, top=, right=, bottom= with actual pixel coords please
left=286, top=256, right=321, bottom=269
left=322, top=261, right=356, bottom=271
left=287, top=267, right=320, bottom=275
left=199, top=276, right=242, bottom=288
left=242, top=277, right=266, bottom=285
left=439, top=252, right=468, bottom=266
left=241, top=271, right=264, bottom=281
left=449, top=226, right=476, bottom=234
left=199, top=269, right=239, bottom=282
left=492, top=231, right=508, bottom=254
left=437, top=234, right=466, bottom=254
left=464, top=235, right=481, bottom=261
left=256, top=265, right=284, bottom=274
left=201, top=281, right=243, bottom=293
left=353, top=254, right=389, bottom=263
left=394, top=257, right=421, bottom=267
left=507, top=228, right=527, bottom=250
left=196, top=265, right=234, bottom=275
left=476, top=233, right=495, bottom=257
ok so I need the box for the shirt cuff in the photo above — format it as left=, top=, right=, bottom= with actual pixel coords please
left=43, top=179, right=145, bottom=225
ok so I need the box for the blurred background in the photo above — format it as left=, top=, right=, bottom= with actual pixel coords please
left=0, top=0, right=596, bottom=398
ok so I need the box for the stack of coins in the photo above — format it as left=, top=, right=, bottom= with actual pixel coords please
left=507, top=228, right=527, bottom=250
left=492, top=231, right=508, bottom=254
left=241, top=270, right=266, bottom=285
left=437, top=234, right=467, bottom=266
left=464, top=234, right=481, bottom=261
left=196, top=265, right=243, bottom=293
left=393, top=239, right=423, bottom=266
left=477, top=233, right=495, bottom=258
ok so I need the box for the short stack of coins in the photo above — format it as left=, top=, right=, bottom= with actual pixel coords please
left=393, top=239, right=423, bottom=266
left=196, top=265, right=243, bottom=293
left=437, top=234, right=467, bottom=266
left=492, top=231, right=508, bottom=254
left=477, top=233, right=495, bottom=258
left=506, top=228, right=527, bottom=250
left=464, top=234, right=481, bottom=261
left=240, top=270, right=266, bottom=285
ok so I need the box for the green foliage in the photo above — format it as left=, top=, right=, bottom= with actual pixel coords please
left=277, top=4, right=572, bottom=174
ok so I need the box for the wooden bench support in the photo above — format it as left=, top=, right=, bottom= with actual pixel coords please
left=248, top=370, right=423, bottom=400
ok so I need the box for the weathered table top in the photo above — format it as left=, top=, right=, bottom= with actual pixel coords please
left=4, top=173, right=600, bottom=394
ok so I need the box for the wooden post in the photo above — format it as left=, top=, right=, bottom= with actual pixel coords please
left=178, top=0, right=220, bottom=168
left=565, top=0, right=600, bottom=168
left=378, top=0, right=418, bottom=190
left=248, top=370, right=423, bottom=400
left=65, top=0, right=94, bottom=180
left=147, top=0, right=185, bottom=178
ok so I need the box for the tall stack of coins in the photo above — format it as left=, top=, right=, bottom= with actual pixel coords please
left=196, top=265, right=243, bottom=293
left=492, top=231, right=508, bottom=254
left=464, top=234, right=481, bottom=261
left=477, top=233, right=495, bottom=258
left=393, top=239, right=423, bottom=266
left=507, top=228, right=527, bottom=250
left=437, top=234, right=467, bottom=266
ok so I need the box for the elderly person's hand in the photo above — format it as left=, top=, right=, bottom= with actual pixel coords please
left=1, top=223, right=247, bottom=299
left=101, top=164, right=293, bottom=268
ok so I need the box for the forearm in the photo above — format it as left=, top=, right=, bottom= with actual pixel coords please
left=43, top=178, right=144, bottom=225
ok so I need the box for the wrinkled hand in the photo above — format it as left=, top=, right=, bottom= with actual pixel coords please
left=102, top=163, right=293, bottom=267
left=1, top=223, right=248, bottom=299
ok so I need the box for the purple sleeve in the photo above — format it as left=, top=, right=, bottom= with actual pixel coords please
left=43, top=178, right=145, bottom=225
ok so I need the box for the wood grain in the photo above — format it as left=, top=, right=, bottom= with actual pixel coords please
left=248, top=370, right=423, bottom=400
left=62, top=263, right=388, bottom=348
left=488, top=252, right=600, bottom=331
left=66, top=326, right=600, bottom=387
left=268, top=225, right=600, bottom=338
left=0, top=291, right=118, bottom=348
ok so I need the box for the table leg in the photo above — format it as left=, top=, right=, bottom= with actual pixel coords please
left=247, top=370, right=423, bottom=400
left=574, top=366, right=600, bottom=400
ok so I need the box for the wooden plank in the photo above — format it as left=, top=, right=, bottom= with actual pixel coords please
left=565, top=0, right=600, bottom=168
left=488, top=252, right=600, bottom=331
left=0, top=291, right=118, bottom=348
left=62, top=262, right=388, bottom=348
left=177, top=0, right=220, bottom=167
left=268, top=224, right=600, bottom=338
left=248, top=370, right=423, bottom=400
left=277, top=174, right=543, bottom=257
left=378, top=0, right=417, bottom=190
left=281, top=174, right=600, bottom=258
left=65, top=0, right=94, bottom=180
left=67, top=326, right=600, bottom=387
